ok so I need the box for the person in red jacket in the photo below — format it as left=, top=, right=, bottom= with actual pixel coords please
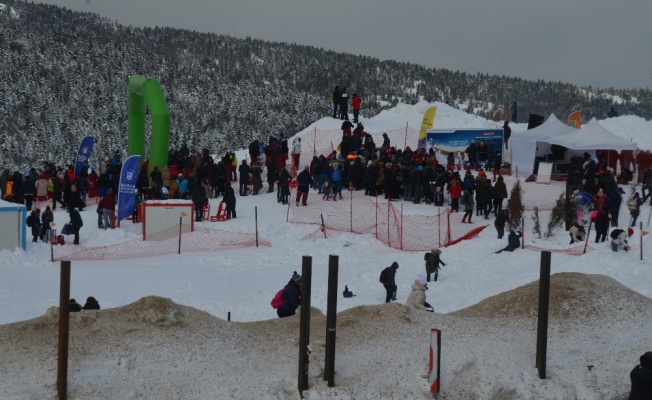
left=101, top=189, right=116, bottom=229
left=351, top=93, right=361, bottom=123
left=448, top=178, right=462, bottom=212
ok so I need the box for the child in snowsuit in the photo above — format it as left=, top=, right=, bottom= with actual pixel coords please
left=495, top=229, right=522, bottom=253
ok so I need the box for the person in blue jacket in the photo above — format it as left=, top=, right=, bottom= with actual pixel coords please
left=277, top=272, right=302, bottom=318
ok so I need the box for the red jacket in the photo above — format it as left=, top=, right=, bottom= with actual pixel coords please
left=449, top=181, right=462, bottom=199
left=102, top=193, right=116, bottom=210
left=351, top=95, right=361, bottom=110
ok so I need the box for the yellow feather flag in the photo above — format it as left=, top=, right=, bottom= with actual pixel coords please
left=418, top=107, right=437, bottom=149
left=568, top=111, right=582, bottom=129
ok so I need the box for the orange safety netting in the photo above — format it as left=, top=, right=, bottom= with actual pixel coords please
left=53, top=226, right=271, bottom=261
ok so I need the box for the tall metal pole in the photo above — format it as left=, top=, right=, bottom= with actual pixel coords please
left=298, top=256, right=312, bottom=395
left=536, top=251, right=551, bottom=379
left=57, top=260, right=71, bottom=400
left=324, top=255, right=339, bottom=386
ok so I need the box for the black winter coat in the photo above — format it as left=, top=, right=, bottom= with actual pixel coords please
left=629, top=352, right=652, bottom=400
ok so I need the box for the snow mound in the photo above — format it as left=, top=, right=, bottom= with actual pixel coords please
left=451, top=272, right=652, bottom=321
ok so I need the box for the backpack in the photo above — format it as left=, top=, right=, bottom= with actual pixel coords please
left=424, top=252, right=431, bottom=261
left=26, top=215, right=33, bottom=228
left=582, top=193, right=592, bottom=205
left=379, top=268, right=389, bottom=284
left=270, top=288, right=286, bottom=309
left=610, top=229, right=624, bottom=240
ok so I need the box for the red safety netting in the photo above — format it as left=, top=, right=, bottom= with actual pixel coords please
left=53, top=226, right=270, bottom=261
left=291, top=189, right=485, bottom=252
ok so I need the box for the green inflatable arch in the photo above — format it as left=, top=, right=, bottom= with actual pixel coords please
left=127, top=75, right=171, bottom=174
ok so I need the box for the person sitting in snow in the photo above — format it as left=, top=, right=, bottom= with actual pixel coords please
left=495, top=228, right=522, bottom=253
left=83, top=296, right=101, bottom=310
left=406, top=275, right=434, bottom=312
left=342, top=285, right=355, bottom=298
left=569, top=223, right=585, bottom=244
left=611, top=228, right=632, bottom=252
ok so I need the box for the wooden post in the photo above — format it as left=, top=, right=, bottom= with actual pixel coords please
left=321, top=214, right=327, bottom=238
left=536, top=251, right=551, bottom=379
left=57, top=260, right=71, bottom=400
left=298, top=256, right=312, bottom=395
left=324, top=255, right=339, bottom=386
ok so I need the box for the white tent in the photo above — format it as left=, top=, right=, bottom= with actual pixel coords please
left=547, top=117, right=638, bottom=151
left=0, top=199, right=26, bottom=251
left=510, top=114, right=575, bottom=175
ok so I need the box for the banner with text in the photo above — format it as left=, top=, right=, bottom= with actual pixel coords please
left=74, top=136, right=94, bottom=176
left=117, top=155, right=141, bottom=223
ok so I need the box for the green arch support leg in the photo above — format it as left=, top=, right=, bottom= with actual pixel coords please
left=128, top=75, right=171, bottom=174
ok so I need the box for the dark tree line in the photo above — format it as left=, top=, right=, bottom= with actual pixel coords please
left=0, top=0, right=650, bottom=173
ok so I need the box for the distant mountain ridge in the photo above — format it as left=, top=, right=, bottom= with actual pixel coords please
left=1, top=0, right=650, bottom=172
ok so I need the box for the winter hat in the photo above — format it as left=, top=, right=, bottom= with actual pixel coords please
left=633, top=192, right=640, bottom=198
left=597, top=189, right=604, bottom=196
left=292, top=271, right=302, bottom=283
left=390, top=261, right=399, bottom=270
left=178, top=173, right=184, bottom=178
left=417, top=275, right=427, bottom=286
left=432, top=248, right=442, bottom=255
left=627, top=228, right=634, bottom=237
left=478, top=170, right=486, bottom=176
left=417, top=165, right=423, bottom=171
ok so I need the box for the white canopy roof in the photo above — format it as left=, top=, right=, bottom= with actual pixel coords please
left=511, top=113, right=575, bottom=143
left=548, top=118, right=638, bottom=151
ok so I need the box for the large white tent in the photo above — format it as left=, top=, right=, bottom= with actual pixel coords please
left=547, top=117, right=638, bottom=151
left=0, top=199, right=26, bottom=251
left=510, top=114, right=575, bottom=175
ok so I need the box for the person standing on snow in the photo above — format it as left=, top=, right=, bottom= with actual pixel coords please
left=628, top=351, right=652, bottom=399
left=331, top=85, right=341, bottom=118
left=351, top=93, right=361, bottom=123
left=339, top=87, right=349, bottom=121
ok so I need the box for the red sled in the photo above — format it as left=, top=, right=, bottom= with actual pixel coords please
left=210, top=202, right=228, bottom=222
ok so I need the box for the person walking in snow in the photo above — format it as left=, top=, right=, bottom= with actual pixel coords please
left=223, top=181, right=236, bottom=219
left=495, top=209, right=510, bottom=239
left=379, top=262, right=399, bottom=303
left=424, top=248, right=446, bottom=282
left=461, top=189, right=474, bottom=223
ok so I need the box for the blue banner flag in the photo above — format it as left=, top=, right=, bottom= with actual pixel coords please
left=74, top=136, right=95, bottom=176
left=117, top=155, right=141, bottom=223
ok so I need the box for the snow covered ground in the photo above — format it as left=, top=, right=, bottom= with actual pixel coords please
left=1, top=101, right=651, bottom=399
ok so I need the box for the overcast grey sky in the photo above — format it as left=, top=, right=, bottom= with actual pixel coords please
left=32, top=0, right=652, bottom=89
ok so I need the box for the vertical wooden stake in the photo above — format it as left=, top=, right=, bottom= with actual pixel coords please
left=57, top=260, right=71, bottom=400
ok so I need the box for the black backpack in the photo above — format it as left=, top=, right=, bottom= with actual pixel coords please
left=424, top=252, right=431, bottom=261
left=379, top=268, right=389, bottom=284
left=26, top=215, right=33, bottom=228
left=610, top=229, right=624, bottom=240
